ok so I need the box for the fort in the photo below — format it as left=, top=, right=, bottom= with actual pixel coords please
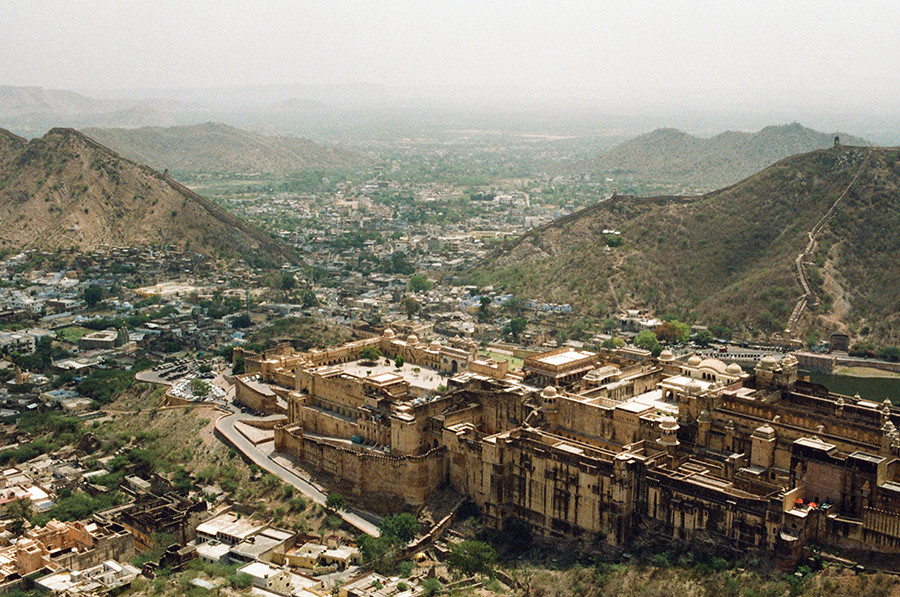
left=234, top=330, right=900, bottom=559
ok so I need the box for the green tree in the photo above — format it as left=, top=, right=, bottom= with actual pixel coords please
left=634, top=330, right=659, bottom=350
left=300, top=288, right=318, bottom=309
left=401, top=296, right=421, bottom=317
left=408, top=275, right=432, bottom=293
left=422, top=577, right=442, bottom=596
left=504, top=317, right=527, bottom=341
left=8, top=498, right=32, bottom=535
left=279, top=271, right=296, bottom=291
left=693, top=329, right=715, bottom=347
left=359, top=346, right=381, bottom=363
left=446, top=540, right=497, bottom=577
left=232, top=353, right=245, bottom=375
left=231, top=313, right=252, bottom=328
left=325, top=493, right=345, bottom=511
left=395, top=356, right=405, bottom=368
left=189, top=378, right=211, bottom=398
left=805, top=329, right=822, bottom=350
left=477, top=296, right=493, bottom=323
left=379, top=513, right=420, bottom=542
left=83, top=285, right=103, bottom=308
left=601, top=337, right=625, bottom=349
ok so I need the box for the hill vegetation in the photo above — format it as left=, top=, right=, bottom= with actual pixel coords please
left=475, top=145, right=900, bottom=346
left=83, top=122, right=362, bottom=175
left=592, top=123, right=869, bottom=191
left=0, top=127, right=298, bottom=264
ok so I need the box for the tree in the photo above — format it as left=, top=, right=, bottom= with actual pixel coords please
left=325, top=493, right=345, bottom=511
left=232, top=353, right=245, bottom=375
left=231, top=313, right=252, bottom=328
left=300, top=288, right=318, bottom=309
left=395, top=356, right=405, bottom=368
left=422, top=577, right=442, bottom=596
left=504, top=317, right=527, bottom=341
left=359, top=346, right=381, bottom=363
left=693, top=329, right=715, bottom=347
left=408, top=275, right=432, bottom=293
left=805, top=329, right=822, bottom=350
left=189, top=378, right=211, bottom=398
left=601, top=337, right=625, bottom=350
left=634, top=330, right=659, bottom=350
left=447, top=540, right=497, bottom=577
left=401, top=296, right=421, bottom=318
left=379, top=513, right=420, bottom=543
left=477, top=296, right=493, bottom=323
left=83, top=285, right=103, bottom=308
left=8, top=498, right=32, bottom=535
left=279, top=271, right=296, bottom=291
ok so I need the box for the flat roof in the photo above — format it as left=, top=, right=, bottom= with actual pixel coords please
left=536, top=351, right=594, bottom=366
left=616, top=401, right=653, bottom=414
left=337, top=359, right=449, bottom=391
left=196, top=512, right=266, bottom=541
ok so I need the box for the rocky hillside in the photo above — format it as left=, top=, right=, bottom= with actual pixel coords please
left=83, top=122, right=361, bottom=174
left=476, top=145, right=900, bottom=346
left=0, top=127, right=298, bottom=264
left=593, top=123, right=869, bottom=190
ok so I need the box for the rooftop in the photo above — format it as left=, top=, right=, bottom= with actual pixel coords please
left=338, top=359, right=449, bottom=391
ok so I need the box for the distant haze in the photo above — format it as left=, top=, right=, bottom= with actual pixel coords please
left=1, top=1, right=899, bottom=141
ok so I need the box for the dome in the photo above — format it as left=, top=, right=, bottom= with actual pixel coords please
left=687, top=355, right=702, bottom=367
left=658, top=349, right=674, bottom=361
left=758, top=354, right=778, bottom=369
left=685, top=378, right=703, bottom=394
left=429, top=340, right=441, bottom=351
left=383, top=328, right=395, bottom=339
left=697, top=409, right=711, bottom=423
left=541, top=386, right=558, bottom=399
left=407, top=334, right=418, bottom=345
left=660, top=415, right=679, bottom=431
left=726, top=362, right=743, bottom=375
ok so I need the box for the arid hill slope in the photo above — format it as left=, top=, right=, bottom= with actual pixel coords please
left=593, top=123, right=869, bottom=190
left=477, top=145, right=900, bottom=345
left=83, top=122, right=361, bottom=174
left=0, top=127, right=297, bottom=264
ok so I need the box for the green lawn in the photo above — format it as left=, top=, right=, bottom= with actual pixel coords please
left=56, top=326, right=92, bottom=343
left=479, top=350, right=524, bottom=370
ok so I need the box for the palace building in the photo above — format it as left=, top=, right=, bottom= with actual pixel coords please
left=233, top=333, right=900, bottom=558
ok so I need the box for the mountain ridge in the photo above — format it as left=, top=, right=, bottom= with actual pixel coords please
left=0, top=127, right=298, bottom=264
left=593, top=123, right=870, bottom=190
left=82, top=122, right=361, bottom=174
left=477, top=144, right=900, bottom=346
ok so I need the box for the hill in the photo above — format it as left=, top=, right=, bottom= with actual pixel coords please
left=0, top=86, right=190, bottom=134
left=82, top=122, right=361, bottom=175
left=475, top=145, right=900, bottom=346
left=0, top=127, right=298, bottom=264
left=593, top=123, right=869, bottom=191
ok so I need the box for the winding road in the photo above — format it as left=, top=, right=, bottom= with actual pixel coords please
left=214, top=407, right=381, bottom=537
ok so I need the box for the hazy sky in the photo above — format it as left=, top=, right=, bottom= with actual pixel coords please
left=2, top=0, right=898, bottom=113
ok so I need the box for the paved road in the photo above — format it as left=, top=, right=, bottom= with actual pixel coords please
left=214, top=407, right=381, bottom=537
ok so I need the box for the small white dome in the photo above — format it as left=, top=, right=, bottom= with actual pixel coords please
left=687, top=355, right=702, bottom=367
left=407, top=334, right=418, bottom=345
left=383, top=328, right=395, bottom=338
left=660, top=415, right=679, bottom=431
left=726, top=362, right=743, bottom=375
left=541, top=386, right=558, bottom=399
left=759, top=354, right=778, bottom=369
left=659, top=349, right=674, bottom=361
